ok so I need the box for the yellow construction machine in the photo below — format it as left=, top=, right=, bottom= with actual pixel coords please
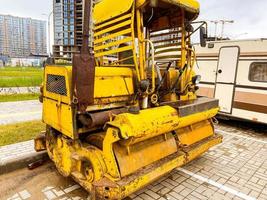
left=35, top=0, right=222, bottom=199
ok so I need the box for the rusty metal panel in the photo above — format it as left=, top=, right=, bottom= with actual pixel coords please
left=163, top=97, right=219, bottom=117
left=72, top=0, right=95, bottom=112
left=72, top=53, right=95, bottom=111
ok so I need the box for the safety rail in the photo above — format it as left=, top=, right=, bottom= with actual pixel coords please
left=94, top=10, right=135, bottom=65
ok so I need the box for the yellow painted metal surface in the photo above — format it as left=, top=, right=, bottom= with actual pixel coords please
left=108, top=106, right=219, bottom=140
left=115, top=135, right=222, bottom=199
left=44, top=66, right=72, bottom=105
left=176, top=119, right=214, bottom=146
left=185, top=135, right=223, bottom=162
left=39, top=125, right=221, bottom=199
left=34, top=132, right=46, bottom=152
left=95, top=20, right=132, bottom=37
left=44, top=65, right=134, bottom=99
left=39, top=0, right=224, bottom=198
left=94, top=0, right=134, bottom=24
left=45, top=130, right=106, bottom=190
left=43, top=98, right=74, bottom=138
left=136, top=0, right=199, bottom=13
left=162, top=0, right=199, bottom=12
left=42, top=66, right=135, bottom=138
left=94, top=152, right=186, bottom=199
left=114, top=133, right=178, bottom=177
left=136, top=9, right=146, bottom=80
left=38, top=103, right=222, bottom=199
left=42, top=66, right=74, bottom=138
left=93, top=5, right=141, bottom=81
left=94, top=67, right=134, bottom=98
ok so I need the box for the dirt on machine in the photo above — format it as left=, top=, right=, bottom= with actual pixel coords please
left=34, top=0, right=223, bottom=199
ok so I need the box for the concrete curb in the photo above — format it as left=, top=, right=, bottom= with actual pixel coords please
left=0, top=151, right=48, bottom=175
left=0, top=87, right=39, bottom=95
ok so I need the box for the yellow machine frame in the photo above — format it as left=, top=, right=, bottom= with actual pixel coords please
left=35, top=0, right=222, bottom=199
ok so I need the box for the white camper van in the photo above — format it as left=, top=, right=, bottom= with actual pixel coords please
left=195, top=39, right=267, bottom=124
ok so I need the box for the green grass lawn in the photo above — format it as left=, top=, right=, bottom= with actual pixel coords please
left=0, top=66, right=43, bottom=87
left=0, top=93, right=40, bottom=103
left=0, top=120, right=45, bottom=146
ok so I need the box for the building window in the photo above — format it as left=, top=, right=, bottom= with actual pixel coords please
left=56, top=0, right=61, bottom=3
left=249, top=62, right=267, bottom=82
left=70, top=39, right=74, bottom=45
left=64, top=39, right=69, bottom=45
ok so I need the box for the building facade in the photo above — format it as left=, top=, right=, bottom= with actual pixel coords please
left=0, top=14, right=47, bottom=58
left=53, top=0, right=84, bottom=60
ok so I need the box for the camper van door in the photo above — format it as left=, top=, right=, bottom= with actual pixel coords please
left=214, top=46, right=240, bottom=113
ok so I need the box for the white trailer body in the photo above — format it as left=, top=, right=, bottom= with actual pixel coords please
left=195, top=39, right=267, bottom=124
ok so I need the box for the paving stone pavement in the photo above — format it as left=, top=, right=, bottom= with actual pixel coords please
left=1, top=122, right=267, bottom=200
left=0, top=100, right=42, bottom=125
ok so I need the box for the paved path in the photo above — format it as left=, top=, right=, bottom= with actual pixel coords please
left=0, top=100, right=41, bottom=125
left=1, top=122, right=267, bottom=200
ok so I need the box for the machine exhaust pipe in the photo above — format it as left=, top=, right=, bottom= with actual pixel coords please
left=78, top=108, right=128, bottom=128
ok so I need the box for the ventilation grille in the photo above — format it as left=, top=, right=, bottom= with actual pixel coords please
left=46, top=74, right=67, bottom=96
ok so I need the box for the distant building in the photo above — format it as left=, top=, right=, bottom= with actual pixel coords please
left=0, top=14, right=47, bottom=58
left=53, top=0, right=95, bottom=61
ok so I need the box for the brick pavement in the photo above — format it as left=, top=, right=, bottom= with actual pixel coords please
left=0, top=100, right=41, bottom=125
left=1, top=123, right=267, bottom=200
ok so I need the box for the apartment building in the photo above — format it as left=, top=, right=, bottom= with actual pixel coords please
left=53, top=0, right=84, bottom=60
left=0, top=14, right=47, bottom=58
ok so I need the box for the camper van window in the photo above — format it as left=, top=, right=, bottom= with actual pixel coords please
left=249, top=62, right=267, bottom=82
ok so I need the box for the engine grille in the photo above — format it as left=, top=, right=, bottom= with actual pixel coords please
left=46, top=74, right=67, bottom=96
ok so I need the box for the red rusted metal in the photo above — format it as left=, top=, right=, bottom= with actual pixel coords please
left=72, top=0, right=95, bottom=112
left=79, top=108, right=128, bottom=128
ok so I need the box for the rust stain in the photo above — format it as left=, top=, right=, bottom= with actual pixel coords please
left=234, top=143, right=248, bottom=151
left=218, top=146, right=232, bottom=157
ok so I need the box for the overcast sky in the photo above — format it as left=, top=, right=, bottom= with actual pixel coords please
left=199, top=0, right=267, bottom=39
left=0, top=0, right=266, bottom=40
